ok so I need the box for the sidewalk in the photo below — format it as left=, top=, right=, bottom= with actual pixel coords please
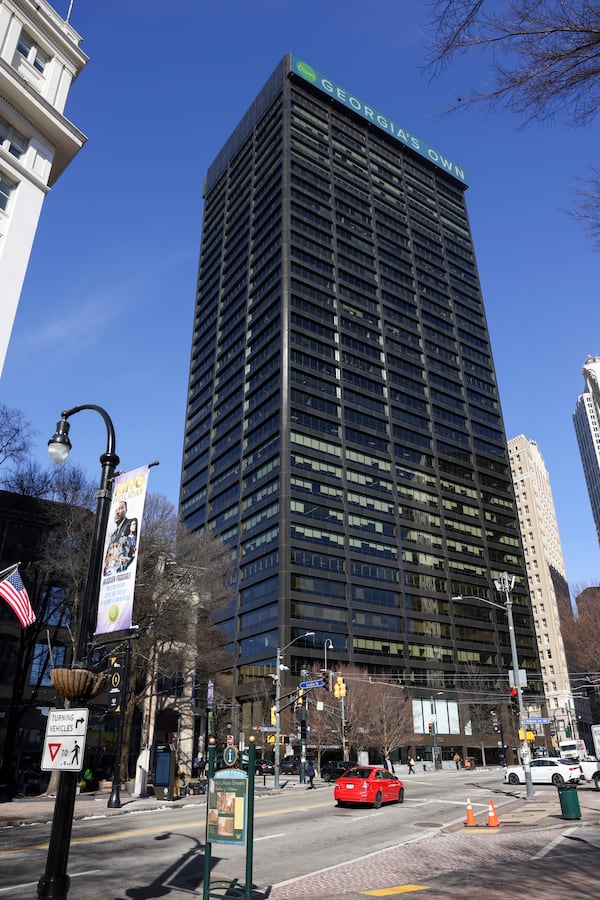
left=268, top=786, right=600, bottom=899
left=0, top=784, right=206, bottom=828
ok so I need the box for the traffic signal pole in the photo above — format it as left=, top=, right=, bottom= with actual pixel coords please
left=300, top=667, right=307, bottom=784
left=495, top=573, right=534, bottom=800
left=453, top=576, right=533, bottom=800
left=333, top=674, right=347, bottom=756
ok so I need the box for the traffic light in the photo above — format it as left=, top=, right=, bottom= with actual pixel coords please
left=270, top=705, right=276, bottom=726
left=509, top=687, right=519, bottom=717
left=321, top=669, right=329, bottom=689
left=297, top=688, right=304, bottom=707
left=492, top=723, right=500, bottom=734
left=428, top=722, right=433, bottom=734
left=334, top=675, right=346, bottom=698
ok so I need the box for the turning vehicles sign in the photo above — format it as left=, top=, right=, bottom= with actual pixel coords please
left=41, top=709, right=89, bottom=772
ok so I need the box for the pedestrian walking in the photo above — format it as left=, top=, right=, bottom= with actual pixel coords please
left=408, top=756, right=415, bottom=774
left=306, top=760, right=315, bottom=789
left=453, top=752, right=461, bottom=770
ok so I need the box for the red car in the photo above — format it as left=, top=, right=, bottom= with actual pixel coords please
left=333, top=765, right=405, bottom=808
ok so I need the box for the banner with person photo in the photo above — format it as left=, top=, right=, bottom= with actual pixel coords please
left=95, top=464, right=150, bottom=636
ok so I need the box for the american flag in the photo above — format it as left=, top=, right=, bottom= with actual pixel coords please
left=0, top=566, right=35, bottom=628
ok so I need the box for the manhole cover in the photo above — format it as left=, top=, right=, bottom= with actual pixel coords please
left=414, top=821, right=443, bottom=828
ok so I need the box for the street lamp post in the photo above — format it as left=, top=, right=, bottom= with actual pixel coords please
left=324, top=639, right=333, bottom=674
left=274, top=631, right=314, bottom=789
left=453, top=573, right=534, bottom=800
left=430, top=696, right=438, bottom=770
left=38, top=406, right=119, bottom=899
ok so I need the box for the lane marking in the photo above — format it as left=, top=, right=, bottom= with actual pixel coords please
left=0, top=870, right=102, bottom=894
left=347, top=813, right=383, bottom=822
left=362, top=887, right=427, bottom=895
left=255, top=833, right=285, bottom=841
left=0, top=822, right=201, bottom=855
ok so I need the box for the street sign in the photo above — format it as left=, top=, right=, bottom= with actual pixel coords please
left=299, top=679, right=324, bottom=689
left=523, top=717, right=549, bottom=725
left=41, top=708, right=89, bottom=772
left=259, top=726, right=277, bottom=732
left=509, top=669, right=527, bottom=688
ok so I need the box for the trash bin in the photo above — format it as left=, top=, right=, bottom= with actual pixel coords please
left=557, top=782, right=581, bottom=819
left=464, top=757, right=477, bottom=770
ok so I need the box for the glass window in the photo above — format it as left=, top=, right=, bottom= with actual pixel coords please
left=0, top=116, right=28, bottom=159
left=17, top=30, right=49, bottom=74
left=0, top=171, right=16, bottom=212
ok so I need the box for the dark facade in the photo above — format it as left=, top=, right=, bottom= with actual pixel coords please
left=0, top=491, right=73, bottom=791
left=0, top=491, right=118, bottom=793
left=180, top=55, right=543, bottom=746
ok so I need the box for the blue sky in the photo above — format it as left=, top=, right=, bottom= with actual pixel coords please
left=2, top=0, right=599, bottom=590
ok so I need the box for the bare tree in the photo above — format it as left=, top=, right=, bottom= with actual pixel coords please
left=361, top=682, right=413, bottom=765
left=0, top=403, right=35, bottom=471
left=562, top=584, right=600, bottom=674
left=573, top=170, right=600, bottom=249
left=118, top=496, right=233, bottom=779
left=302, top=671, right=341, bottom=768
left=425, top=0, right=600, bottom=243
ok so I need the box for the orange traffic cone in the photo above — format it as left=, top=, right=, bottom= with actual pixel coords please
left=465, top=796, right=476, bottom=827
left=487, top=800, right=500, bottom=827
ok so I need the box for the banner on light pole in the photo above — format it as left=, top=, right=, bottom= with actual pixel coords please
left=96, top=465, right=150, bottom=635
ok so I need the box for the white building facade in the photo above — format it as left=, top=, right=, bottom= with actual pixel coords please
left=0, top=0, right=87, bottom=375
left=508, top=435, right=577, bottom=745
left=573, top=355, right=600, bottom=547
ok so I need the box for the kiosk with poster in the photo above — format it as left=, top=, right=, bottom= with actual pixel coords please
left=203, top=738, right=256, bottom=900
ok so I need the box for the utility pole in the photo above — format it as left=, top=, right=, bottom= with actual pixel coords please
left=430, top=696, right=438, bottom=770
left=300, top=666, right=307, bottom=785
left=273, top=632, right=314, bottom=789
left=494, top=572, right=533, bottom=800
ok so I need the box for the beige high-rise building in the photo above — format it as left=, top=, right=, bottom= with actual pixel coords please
left=508, top=435, right=577, bottom=744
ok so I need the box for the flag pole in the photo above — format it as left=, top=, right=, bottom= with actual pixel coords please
left=0, top=562, right=18, bottom=580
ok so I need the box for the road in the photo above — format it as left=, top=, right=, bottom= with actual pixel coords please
left=2, top=768, right=594, bottom=898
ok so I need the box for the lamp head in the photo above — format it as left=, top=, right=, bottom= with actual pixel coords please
left=48, top=417, right=72, bottom=465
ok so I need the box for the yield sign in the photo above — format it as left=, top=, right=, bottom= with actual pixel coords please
left=48, top=743, right=61, bottom=761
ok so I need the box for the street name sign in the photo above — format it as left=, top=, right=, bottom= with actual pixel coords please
left=299, top=679, right=324, bottom=689
left=41, top=708, right=89, bottom=772
left=523, top=717, right=549, bottom=725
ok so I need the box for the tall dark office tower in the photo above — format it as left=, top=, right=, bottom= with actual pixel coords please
left=181, top=56, right=542, bottom=746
